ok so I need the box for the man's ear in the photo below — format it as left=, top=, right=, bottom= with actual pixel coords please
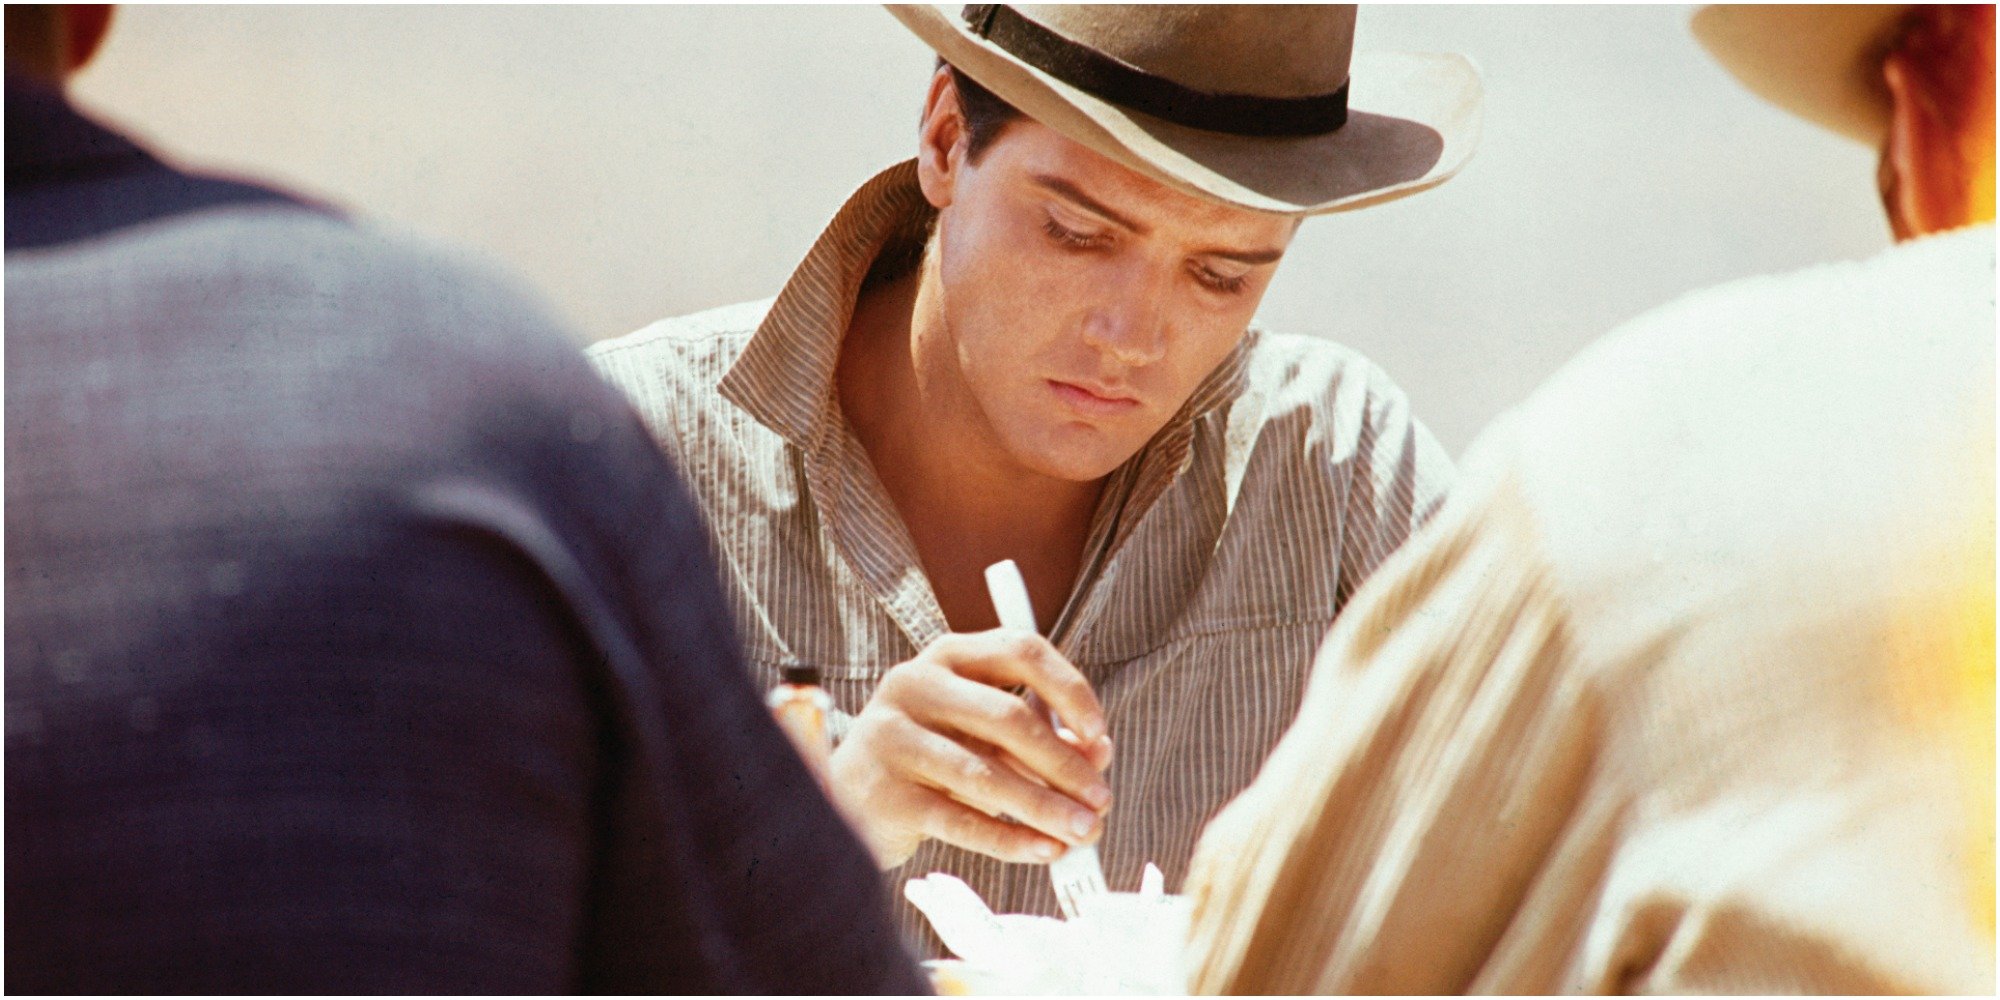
left=1879, top=48, right=1965, bottom=240
left=916, top=65, right=969, bottom=211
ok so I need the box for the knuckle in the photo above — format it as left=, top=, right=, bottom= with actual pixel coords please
left=851, top=703, right=897, bottom=738
left=858, top=716, right=918, bottom=768
left=873, top=668, right=910, bottom=702
left=995, top=698, right=1037, bottom=731
left=893, top=715, right=943, bottom=753
left=881, top=658, right=932, bottom=692
left=878, top=666, right=948, bottom=715
left=938, top=806, right=983, bottom=844
left=924, top=633, right=971, bottom=663
left=840, top=713, right=885, bottom=752
left=954, top=753, right=995, bottom=788
left=1006, top=632, right=1045, bottom=663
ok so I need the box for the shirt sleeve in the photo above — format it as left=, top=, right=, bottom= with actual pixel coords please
left=1335, top=362, right=1455, bottom=606
left=1183, top=450, right=1602, bottom=994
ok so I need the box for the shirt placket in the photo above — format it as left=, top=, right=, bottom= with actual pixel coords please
left=1046, top=421, right=1199, bottom=665
left=800, top=395, right=953, bottom=655
left=1047, top=335, right=1241, bottom=659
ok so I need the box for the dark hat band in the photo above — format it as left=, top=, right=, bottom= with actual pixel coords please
left=961, top=4, right=1350, bottom=137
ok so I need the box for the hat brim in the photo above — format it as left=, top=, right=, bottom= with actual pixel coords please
left=886, top=4, right=1483, bottom=216
left=1691, top=4, right=1912, bottom=145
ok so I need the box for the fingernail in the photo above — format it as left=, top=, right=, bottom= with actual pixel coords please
left=1069, top=809, right=1097, bottom=839
left=1082, top=713, right=1107, bottom=741
left=1083, top=784, right=1112, bottom=809
left=1033, top=839, right=1060, bottom=860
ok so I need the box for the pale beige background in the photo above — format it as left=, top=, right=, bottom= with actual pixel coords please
left=69, top=4, right=1890, bottom=454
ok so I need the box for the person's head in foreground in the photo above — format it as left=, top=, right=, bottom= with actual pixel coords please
left=1182, top=4, right=1994, bottom=994
left=1695, top=2, right=1995, bottom=239
left=5, top=5, right=923, bottom=992
left=3, top=3, right=111, bottom=83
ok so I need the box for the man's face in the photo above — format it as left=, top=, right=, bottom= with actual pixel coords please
left=916, top=110, right=1298, bottom=483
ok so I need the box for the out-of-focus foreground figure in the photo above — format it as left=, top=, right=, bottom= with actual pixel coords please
left=4, top=6, right=924, bottom=992
left=1183, top=4, right=1995, bottom=993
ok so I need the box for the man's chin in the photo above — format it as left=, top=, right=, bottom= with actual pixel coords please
left=1005, top=435, right=1142, bottom=484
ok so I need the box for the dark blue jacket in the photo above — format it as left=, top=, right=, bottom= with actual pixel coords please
left=4, top=75, right=924, bottom=994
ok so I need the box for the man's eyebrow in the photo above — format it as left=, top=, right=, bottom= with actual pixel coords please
left=1203, top=245, right=1287, bottom=266
left=1031, top=174, right=1148, bottom=235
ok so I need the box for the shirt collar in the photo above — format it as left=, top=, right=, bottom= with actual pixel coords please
left=720, top=160, right=931, bottom=448
left=6, top=73, right=154, bottom=188
left=721, top=158, right=1250, bottom=455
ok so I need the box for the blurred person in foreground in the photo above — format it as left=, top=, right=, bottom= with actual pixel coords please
left=590, top=4, right=1479, bottom=946
left=1184, top=4, right=1995, bottom=993
left=4, top=6, right=924, bottom=992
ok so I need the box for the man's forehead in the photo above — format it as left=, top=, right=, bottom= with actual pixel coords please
left=995, top=120, right=1300, bottom=243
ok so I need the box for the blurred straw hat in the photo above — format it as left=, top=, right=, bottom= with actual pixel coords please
left=883, top=4, right=1483, bottom=215
left=1692, top=5, right=1915, bottom=145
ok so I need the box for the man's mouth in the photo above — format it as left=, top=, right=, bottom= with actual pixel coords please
left=1048, top=379, right=1141, bottom=417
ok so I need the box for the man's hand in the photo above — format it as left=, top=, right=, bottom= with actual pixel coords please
left=829, top=629, right=1114, bottom=868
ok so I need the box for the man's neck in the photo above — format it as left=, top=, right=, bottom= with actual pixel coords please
left=836, top=266, right=1104, bottom=634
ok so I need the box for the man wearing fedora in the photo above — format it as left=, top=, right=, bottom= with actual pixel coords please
left=590, top=4, right=1480, bottom=944
left=1184, top=5, right=1994, bottom=993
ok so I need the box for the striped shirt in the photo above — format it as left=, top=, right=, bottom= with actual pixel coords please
left=588, top=160, right=1452, bottom=952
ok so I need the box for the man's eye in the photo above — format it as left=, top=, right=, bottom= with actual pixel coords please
left=1195, top=267, right=1250, bottom=294
left=1043, top=217, right=1105, bottom=249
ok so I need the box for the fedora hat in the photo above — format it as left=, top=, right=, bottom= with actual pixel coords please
left=1692, top=5, right=1914, bottom=145
left=884, top=4, right=1482, bottom=215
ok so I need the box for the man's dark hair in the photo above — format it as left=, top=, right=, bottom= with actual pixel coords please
left=865, top=60, right=1027, bottom=289
left=5, top=6, right=61, bottom=79
left=941, top=60, right=1023, bottom=162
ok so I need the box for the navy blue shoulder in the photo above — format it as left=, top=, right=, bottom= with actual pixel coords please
left=5, top=74, right=336, bottom=252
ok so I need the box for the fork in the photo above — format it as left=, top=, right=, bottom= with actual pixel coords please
left=983, top=559, right=1111, bottom=919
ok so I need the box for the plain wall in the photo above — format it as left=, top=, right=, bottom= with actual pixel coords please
left=68, top=4, right=1892, bottom=455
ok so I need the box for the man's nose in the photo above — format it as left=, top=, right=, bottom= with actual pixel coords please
left=1079, top=266, right=1169, bottom=367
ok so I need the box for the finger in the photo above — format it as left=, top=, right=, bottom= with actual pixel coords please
left=1068, top=731, right=1115, bottom=772
left=893, top=784, right=1069, bottom=865
left=913, top=678, right=1111, bottom=809
left=903, top=727, right=1104, bottom=845
left=929, top=630, right=1107, bottom=742
left=994, top=733, right=1112, bottom=796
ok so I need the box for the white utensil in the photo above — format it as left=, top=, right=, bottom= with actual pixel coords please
left=983, top=559, right=1110, bottom=920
